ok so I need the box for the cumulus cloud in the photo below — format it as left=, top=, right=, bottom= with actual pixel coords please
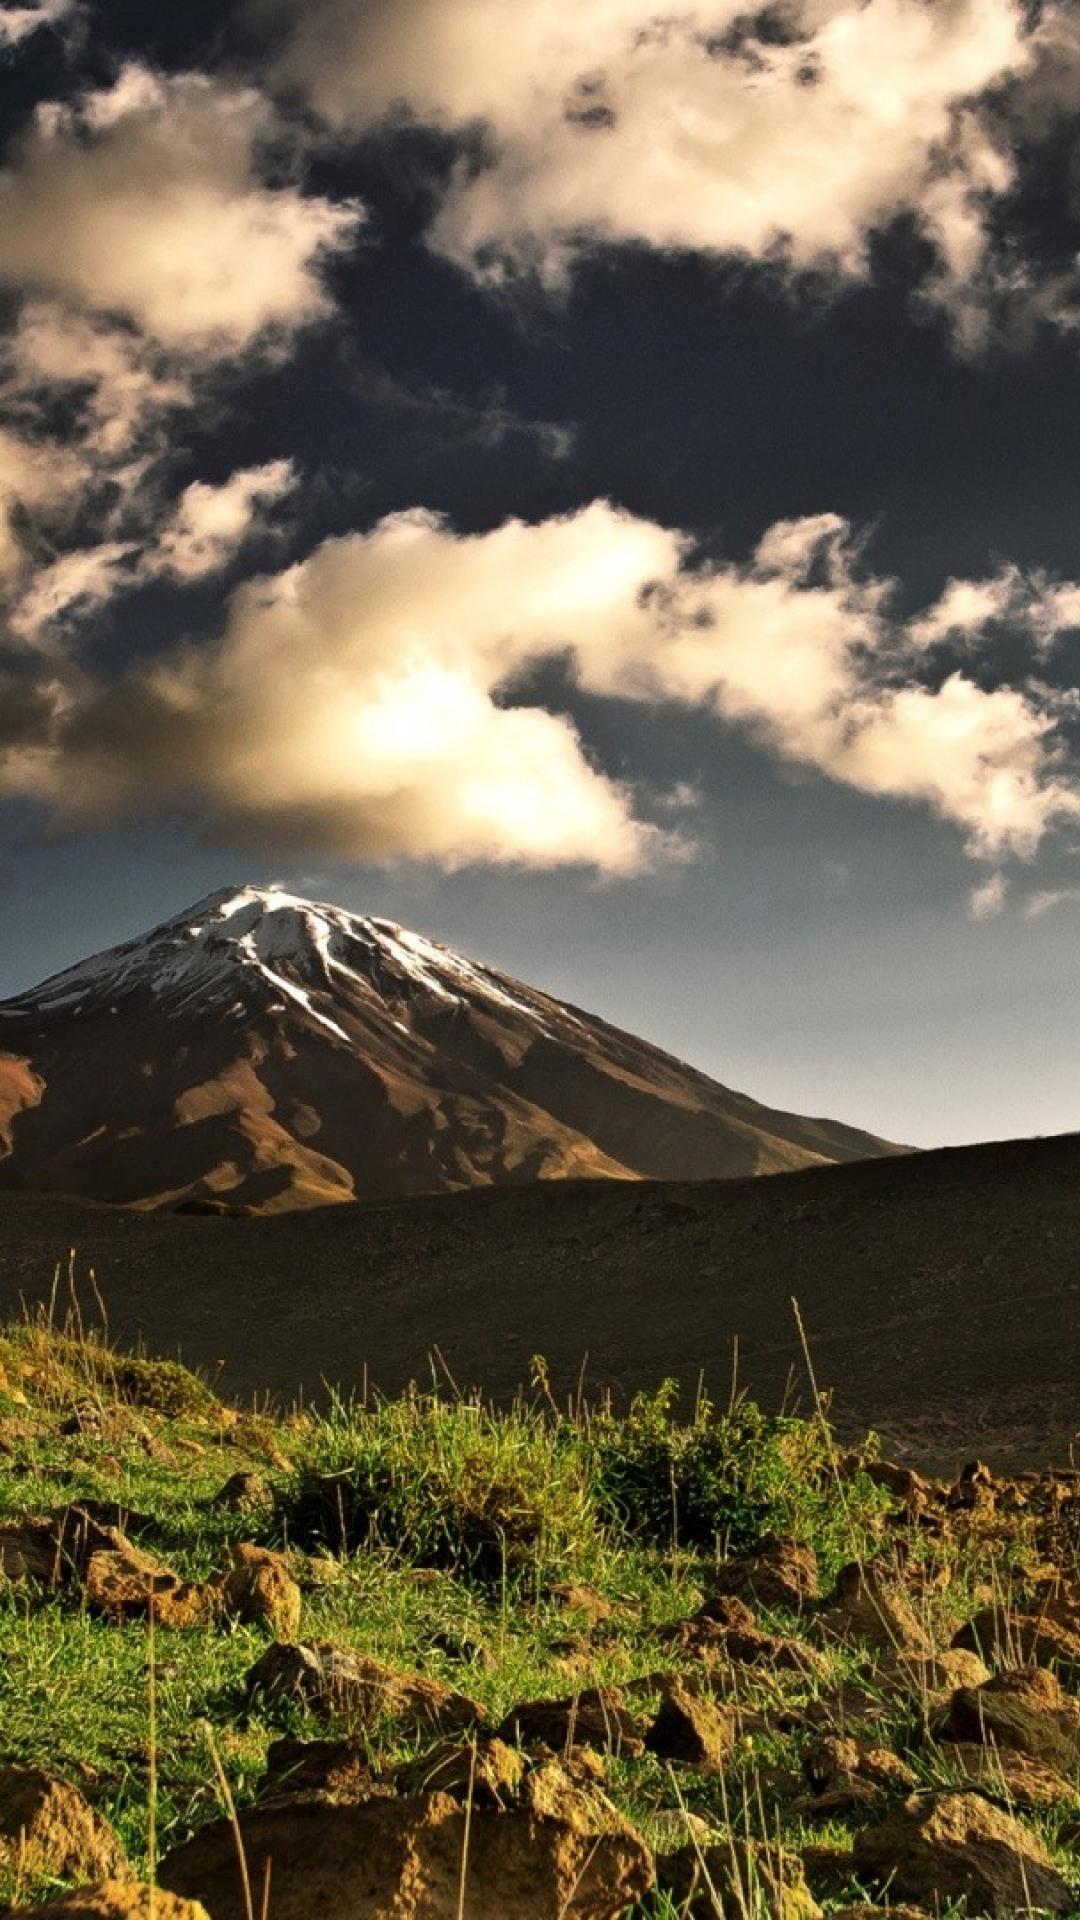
left=969, top=871, right=1008, bottom=920
left=262, top=0, right=1039, bottom=330
left=147, top=460, right=298, bottom=582
left=0, top=0, right=74, bottom=48
left=4, top=501, right=1080, bottom=872
left=1024, top=886, right=1080, bottom=919
left=0, top=66, right=361, bottom=353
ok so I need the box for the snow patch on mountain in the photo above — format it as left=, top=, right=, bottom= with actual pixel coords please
left=0, top=884, right=556, bottom=1040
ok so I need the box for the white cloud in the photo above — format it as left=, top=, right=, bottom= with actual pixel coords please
left=969, top=871, right=1008, bottom=920
left=147, top=460, right=298, bottom=582
left=0, top=0, right=73, bottom=48
left=264, top=0, right=1032, bottom=323
left=6, top=501, right=1080, bottom=872
left=0, top=66, right=361, bottom=353
left=1024, top=886, right=1080, bottom=919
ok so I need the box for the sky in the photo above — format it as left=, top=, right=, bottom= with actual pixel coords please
left=3, top=2, right=1080, bottom=1149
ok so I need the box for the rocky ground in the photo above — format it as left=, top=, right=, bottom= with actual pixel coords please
left=2, top=1310, right=1080, bottom=1916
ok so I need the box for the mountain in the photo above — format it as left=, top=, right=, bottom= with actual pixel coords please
left=0, top=885, right=899, bottom=1212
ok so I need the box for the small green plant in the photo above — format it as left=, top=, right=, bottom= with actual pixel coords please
left=277, top=1390, right=596, bottom=1585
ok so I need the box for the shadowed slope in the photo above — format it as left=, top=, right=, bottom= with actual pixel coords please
left=0, top=1128, right=1078, bottom=1469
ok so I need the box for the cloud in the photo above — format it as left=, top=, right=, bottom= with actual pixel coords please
left=969, top=871, right=1008, bottom=920
left=0, top=66, right=361, bottom=354
left=0, top=0, right=74, bottom=48
left=262, top=0, right=1036, bottom=326
left=5, top=501, right=1080, bottom=872
left=147, top=460, right=298, bottom=582
left=1024, top=886, right=1080, bottom=919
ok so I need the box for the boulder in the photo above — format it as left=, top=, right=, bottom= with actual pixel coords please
left=942, top=1743, right=1076, bottom=1807
left=939, top=1666, right=1080, bottom=1770
left=799, top=1732, right=917, bottom=1814
left=159, top=1784, right=654, bottom=1919
left=210, top=1470, right=272, bottom=1514
left=0, top=1767, right=129, bottom=1882
left=853, top=1791, right=1072, bottom=1916
left=545, top=1583, right=613, bottom=1625
left=644, top=1680, right=735, bottom=1772
left=954, top=1606, right=1080, bottom=1678
left=84, top=1545, right=213, bottom=1627
left=3, top=1885, right=208, bottom=1920
left=261, top=1737, right=390, bottom=1802
left=219, top=1544, right=302, bottom=1639
left=394, top=1738, right=525, bottom=1807
left=878, top=1646, right=990, bottom=1711
left=702, top=1537, right=819, bottom=1614
left=660, top=1835, right=821, bottom=1919
left=246, top=1641, right=483, bottom=1736
left=497, top=1687, right=645, bottom=1757
left=823, top=1563, right=933, bottom=1656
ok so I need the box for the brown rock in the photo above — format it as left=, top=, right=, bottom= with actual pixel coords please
left=159, top=1786, right=654, bottom=1919
left=878, top=1646, right=991, bottom=1710
left=261, top=1737, right=390, bottom=1803
left=943, top=1743, right=1076, bottom=1807
left=0, top=1767, right=129, bottom=1883
left=394, top=1738, right=525, bottom=1807
left=661, top=1835, right=821, bottom=1919
left=3, top=1885, right=209, bottom=1920
left=220, top=1544, right=302, bottom=1638
left=802, top=1733, right=916, bottom=1795
left=546, top=1582, right=613, bottom=1624
left=689, top=1616, right=831, bottom=1680
left=829, top=1909, right=931, bottom=1920
left=825, top=1562, right=933, bottom=1655
left=497, top=1687, right=645, bottom=1757
left=799, top=1844, right=857, bottom=1895
left=853, top=1791, right=1072, bottom=1916
left=0, top=1515, right=62, bottom=1587
left=246, top=1640, right=483, bottom=1736
left=703, top=1536, right=819, bottom=1614
left=83, top=1546, right=214, bottom=1628
left=645, top=1680, right=735, bottom=1772
left=939, top=1667, right=1080, bottom=1770
left=210, top=1470, right=272, bottom=1514
left=954, top=1606, right=1080, bottom=1677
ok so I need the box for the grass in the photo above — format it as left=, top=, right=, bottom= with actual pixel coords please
left=1, top=1305, right=1080, bottom=1915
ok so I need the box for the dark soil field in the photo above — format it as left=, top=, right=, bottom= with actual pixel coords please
left=1, top=1128, right=1078, bottom=1470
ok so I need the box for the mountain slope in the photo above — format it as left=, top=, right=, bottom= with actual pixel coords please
left=0, top=885, right=898, bottom=1211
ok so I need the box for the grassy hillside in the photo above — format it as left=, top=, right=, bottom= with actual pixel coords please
left=2, top=1306, right=1080, bottom=1915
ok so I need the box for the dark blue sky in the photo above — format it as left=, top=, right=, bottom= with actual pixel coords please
left=2, top=0, right=1080, bottom=1147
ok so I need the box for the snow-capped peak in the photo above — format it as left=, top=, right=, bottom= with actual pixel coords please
left=0, top=883, right=553, bottom=1036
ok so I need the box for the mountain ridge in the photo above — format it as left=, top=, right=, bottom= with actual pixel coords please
left=0, top=885, right=900, bottom=1212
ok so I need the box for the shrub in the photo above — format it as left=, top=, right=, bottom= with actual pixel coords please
left=278, top=1391, right=595, bottom=1586
left=585, top=1382, right=886, bottom=1572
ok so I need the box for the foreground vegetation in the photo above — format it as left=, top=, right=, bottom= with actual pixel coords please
left=1, top=1297, right=1080, bottom=1917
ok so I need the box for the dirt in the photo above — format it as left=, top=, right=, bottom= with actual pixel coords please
left=1, top=1127, right=1080, bottom=1471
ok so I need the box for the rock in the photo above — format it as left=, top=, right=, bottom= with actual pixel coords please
left=211, top=1470, right=272, bottom=1514
left=82, top=1540, right=216, bottom=1628
left=0, top=1767, right=129, bottom=1882
left=853, top=1791, right=1072, bottom=1916
left=3, top=1886, right=209, bottom=1920
left=497, top=1687, right=646, bottom=1757
left=799, top=1845, right=858, bottom=1896
left=0, top=1515, right=62, bottom=1587
left=703, top=1537, right=819, bottom=1614
left=801, top=1733, right=916, bottom=1799
left=660, top=1835, right=821, bottom=1919
left=645, top=1680, right=735, bottom=1771
left=954, top=1606, right=1080, bottom=1677
left=394, top=1738, right=525, bottom=1807
left=824, top=1562, right=933, bottom=1655
left=220, top=1544, right=302, bottom=1638
left=829, top=1909, right=931, bottom=1920
left=261, top=1737, right=390, bottom=1802
left=246, top=1641, right=483, bottom=1735
left=878, top=1646, right=991, bottom=1710
left=942, top=1743, right=1076, bottom=1807
left=939, top=1667, right=1080, bottom=1769
left=545, top=1582, right=613, bottom=1624
left=160, top=1785, right=654, bottom=1919
left=684, top=1614, right=831, bottom=1680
